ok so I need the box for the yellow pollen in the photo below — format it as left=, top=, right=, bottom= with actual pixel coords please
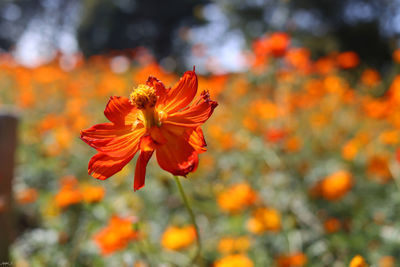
left=129, top=84, right=157, bottom=109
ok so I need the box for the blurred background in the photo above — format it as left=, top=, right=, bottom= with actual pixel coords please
left=2, top=0, right=400, bottom=72
left=2, top=0, right=400, bottom=266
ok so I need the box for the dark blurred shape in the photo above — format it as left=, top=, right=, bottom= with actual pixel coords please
left=0, top=111, right=18, bottom=261
left=77, top=0, right=209, bottom=64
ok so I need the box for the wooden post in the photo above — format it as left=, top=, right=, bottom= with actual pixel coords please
left=0, top=112, right=18, bottom=262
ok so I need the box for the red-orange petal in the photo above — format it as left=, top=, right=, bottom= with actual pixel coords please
left=134, top=150, right=154, bottom=191
left=82, top=125, right=145, bottom=157
left=156, top=127, right=199, bottom=176
left=163, top=90, right=218, bottom=128
left=88, top=151, right=137, bottom=180
left=80, top=123, right=132, bottom=150
left=146, top=76, right=167, bottom=98
left=104, top=96, right=137, bottom=125
left=159, top=70, right=198, bottom=113
left=187, top=127, right=207, bottom=153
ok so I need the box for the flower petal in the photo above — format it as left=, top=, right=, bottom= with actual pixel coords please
left=163, top=90, right=218, bottom=128
left=160, top=70, right=198, bottom=113
left=86, top=126, right=145, bottom=180
left=80, top=123, right=132, bottom=150
left=104, top=96, right=137, bottom=125
left=82, top=124, right=145, bottom=157
left=146, top=76, right=167, bottom=98
left=156, top=127, right=199, bottom=176
left=134, top=150, right=154, bottom=191
left=88, top=151, right=137, bottom=180
left=187, top=127, right=207, bottom=154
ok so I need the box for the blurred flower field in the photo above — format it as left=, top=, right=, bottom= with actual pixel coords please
left=2, top=32, right=400, bottom=266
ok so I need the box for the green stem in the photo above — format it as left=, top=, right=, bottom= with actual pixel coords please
left=173, top=175, right=202, bottom=266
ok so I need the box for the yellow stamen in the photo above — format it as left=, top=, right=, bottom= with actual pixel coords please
left=130, top=84, right=157, bottom=109
left=130, top=84, right=161, bottom=128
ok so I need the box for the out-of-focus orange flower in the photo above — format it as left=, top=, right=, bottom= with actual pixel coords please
left=349, top=255, right=368, bottom=267
left=285, top=48, right=311, bottom=73
left=276, top=252, right=307, bottom=267
left=367, top=155, right=392, bottom=183
left=217, top=183, right=257, bottom=213
left=242, top=116, right=259, bottom=132
left=16, top=188, right=38, bottom=204
left=387, top=75, right=400, bottom=104
left=265, top=32, right=290, bottom=57
left=214, top=254, right=254, bottom=267
left=342, top=140, right=359, bottom=161
left=312, top=170, right=353, bottom=201
left=361, top=69, right=380, bottom=87
left=161, top=225, right=196, bottom=250
left=94, top=216, right=138, bottom=255
left=247, top=207, right=281, bottom=234
left=133, top=62, right=175, bottom=86
left=393, top=49, right=400, bottom=63
left=218, top=237, right=251, bottom=254
left=324, top=75, right=348, bottom=94
left=252, top=32, right=290, bottom=69
left=208, top=125, right=235, bottom=151
left=265, top=128, right=286, bottom=143
left=250, top=100, right=279, bottom=120
left=324, top=217, right=341, bottom=233
left=284, top=135, right=301, bottom=152
left=363, top=98, right=390, bottom=119
left=337, top=51, right=359, bottom=69
left=379, top=130, right=399, bottom=145
left=379, top=256, right=395, bottom=267
left=55, top=176, right=82, bottom=208
left=81, top=68, right=217, bottom=191
left=198, top=74, right=228, bottom=98
left=314, top=56, right=336, bottom=75
left=81, top=185, right=105, bottom=203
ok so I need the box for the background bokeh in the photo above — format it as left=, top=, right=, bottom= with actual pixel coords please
left=1, top=0, right=400, bottom=266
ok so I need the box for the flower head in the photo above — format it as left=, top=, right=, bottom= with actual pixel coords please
left=214, top=254, right=254, bottom=267
left=93, top=216, right=138, bottom=255
left=161, top=225, right=196, bottom=250
left=81, top=68, right=217, bottom=190
left=349, top=255, right=368, bottom=267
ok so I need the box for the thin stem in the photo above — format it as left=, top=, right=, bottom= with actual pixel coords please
left=173, top=175, right=202, bottom=266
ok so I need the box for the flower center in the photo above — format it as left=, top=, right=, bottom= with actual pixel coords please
left=130, top=84, right=163, bottom=128
left=130, top=84, right=157, bottom=109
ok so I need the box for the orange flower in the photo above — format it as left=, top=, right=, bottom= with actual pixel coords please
left=81, top=68, right=217, bottom=191
left=349, top=255, right=368, bottom=267
left=367, top=155, right=392, bottom=183
left=94, top=216, right=138, bottom=255
left=247, top=207, right=281, bottom=234
left=265, top=128, right=286, bottom=143
left=337, top=51, right=359, bottom=69
left=217, top=183, right=257, bottom=213
left=161, top=225, right=196, bottom=250
left=265, top=32, right=290, bottom=57
left=81, top=185, right=105, bottom=203
left=379, top=256, right=395, bottom=267
left=55, top=176, right=82, bottom=208
left=393, top=49, right=400, bottom=63
left=16, top=188, right=38, bottom=204
left=361, top=69, right=380, bottom=87
left=276, top=252, right=307, bottom=267
left=324, top=217, right=341, bottom=233
left=319, top=170, right=353, bottom=201
left=218, top=237, right=251, bottom=254
left=214, top=254, right=254, bottom=267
